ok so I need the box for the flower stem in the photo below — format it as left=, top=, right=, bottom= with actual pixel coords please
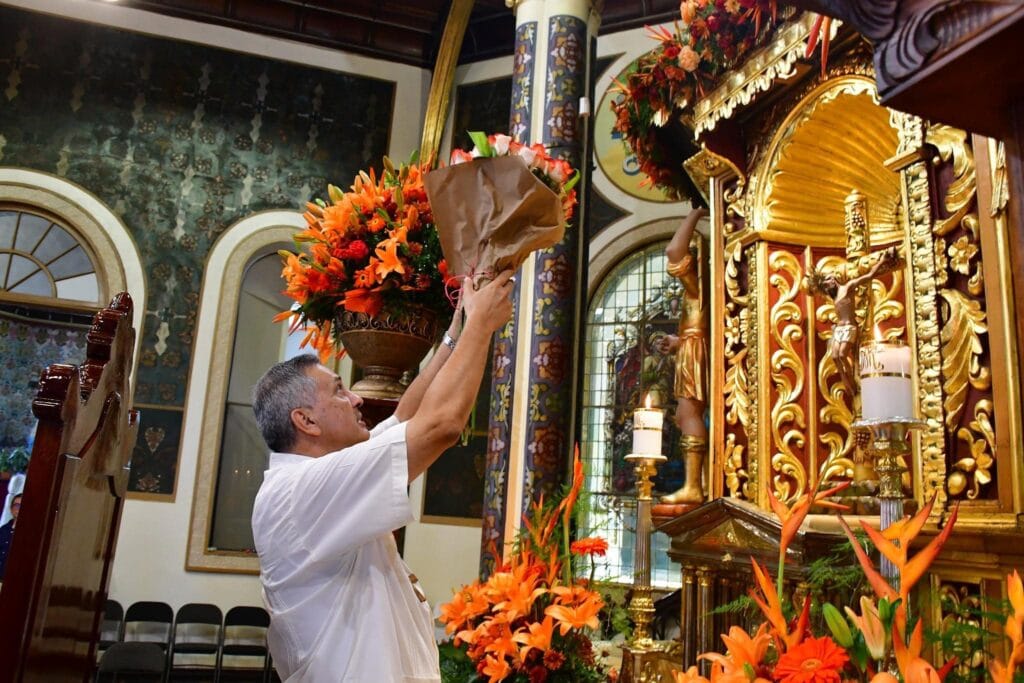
left=776, top=552, right=785, bottom=602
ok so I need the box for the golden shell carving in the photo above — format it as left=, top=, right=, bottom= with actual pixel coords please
left=751, top=77, right=901, bottom=248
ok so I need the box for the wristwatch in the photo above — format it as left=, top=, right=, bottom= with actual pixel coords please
left=442, top=331, right=457, bottom=350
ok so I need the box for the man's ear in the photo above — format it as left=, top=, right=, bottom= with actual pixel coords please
left=291, top=407, right=321, bottom=438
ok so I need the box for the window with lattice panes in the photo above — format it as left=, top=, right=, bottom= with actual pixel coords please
left=580, top=241, right=693, bottom=589
left=0, top=207, right=100, bottom=305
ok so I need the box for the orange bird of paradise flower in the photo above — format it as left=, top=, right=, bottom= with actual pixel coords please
left=838, top=495, right=959, bottom=634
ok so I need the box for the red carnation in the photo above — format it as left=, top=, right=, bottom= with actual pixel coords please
left=341, top=240, right=369, bottom=261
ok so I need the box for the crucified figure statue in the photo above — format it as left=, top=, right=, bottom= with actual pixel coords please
left=654, top=207, right=708, bottom=504
left=805, top=246, right=904, bottom=394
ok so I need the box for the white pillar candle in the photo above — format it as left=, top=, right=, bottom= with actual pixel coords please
left=633, top=404, right=664, bottom=456
left=859, top=341, right=914, bottom=420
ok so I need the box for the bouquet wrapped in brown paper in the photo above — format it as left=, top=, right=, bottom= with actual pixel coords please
left=424, top=133, right=579, bottom=279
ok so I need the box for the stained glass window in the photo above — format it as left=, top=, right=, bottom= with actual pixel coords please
left=580, top=241, right=688, bottom=588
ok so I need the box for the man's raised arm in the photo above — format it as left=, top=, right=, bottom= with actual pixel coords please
left=404, top=271, right=515, bottom=481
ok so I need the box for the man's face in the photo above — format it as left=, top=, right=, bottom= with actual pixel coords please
left=305, top=364, right=369, bottom=451
left=10, top=496, right=20, bottom=521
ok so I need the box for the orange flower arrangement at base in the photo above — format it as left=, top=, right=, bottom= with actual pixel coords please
left=275, top=157, right=456, bottom=362
left=439, top=452, right=611, bottom=683
left=672, top=483, right=1024, bottom=683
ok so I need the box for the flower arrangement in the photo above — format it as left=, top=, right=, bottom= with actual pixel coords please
left=275, top=157, right=455, bottom=361
left=450, top=132, right=580, bottom=226
left=438, top=453, right=612, bottom=683
left=673, top=480, right=1024, bottom=683
left=611, top=1, right=831, bottom=201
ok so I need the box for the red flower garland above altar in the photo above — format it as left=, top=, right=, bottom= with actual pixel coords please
left=611, top=1, right=831, bottom=202
left=275, top=157, right=455, bottom=361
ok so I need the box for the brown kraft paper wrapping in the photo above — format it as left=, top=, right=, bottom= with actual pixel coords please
left=424, top=155, right=565, bottom=278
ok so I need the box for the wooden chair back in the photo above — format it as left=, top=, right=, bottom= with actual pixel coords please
left=0, top=293, right=139, bottom=682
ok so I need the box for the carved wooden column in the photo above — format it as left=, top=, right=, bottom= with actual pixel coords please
left=480, top=0, right=598, bottom=576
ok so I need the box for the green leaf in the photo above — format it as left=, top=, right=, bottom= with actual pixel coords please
left=563, top=169, right=581, bottom=193
left=467, top=131, right=494, bottom=157
left=822, top=603, right=853, bottom=647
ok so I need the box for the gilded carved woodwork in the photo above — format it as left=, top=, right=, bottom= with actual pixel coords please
left=892, top=111, right=946, bottom=508
left=749, top=76, right=901, bottom=248
left=768, top=248, right=808, bottom=502
left=692, top=11, right=836, bottom=137
left=723, top=238, right=752, bottom=500
left=934, top=578, right=988, bottom=679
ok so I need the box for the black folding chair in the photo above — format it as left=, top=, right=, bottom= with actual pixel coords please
left=97, top=599, right=125, bottom=660
left=123, top=601, right=174, bottom=680
left=97, top=642, right=167, bottom=683
left=169, top=603, right=222, bottom=680
left=215, top=606, right=270, bottom=683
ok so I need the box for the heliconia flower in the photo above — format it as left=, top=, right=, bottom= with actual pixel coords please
left=844, top=596, right=886, bottom=660
left=767, top=476, right=850, bottom=562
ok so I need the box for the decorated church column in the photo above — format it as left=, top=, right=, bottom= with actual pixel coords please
left=480, top=0, right=598, bottom=575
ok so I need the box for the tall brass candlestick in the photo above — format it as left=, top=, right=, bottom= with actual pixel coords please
left=625, top=452, right=665, bottom=649
left=627, top=399, right=665, bottom=649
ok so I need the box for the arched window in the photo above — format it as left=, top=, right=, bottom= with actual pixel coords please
left=185, top=211, right=349, bottom=573
left=0, top=207, right=100, bottom=305
left=580, top=241, right=686, bottom=589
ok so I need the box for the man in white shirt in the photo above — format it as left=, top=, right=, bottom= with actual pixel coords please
left=251, top=271, right=515, bottom=682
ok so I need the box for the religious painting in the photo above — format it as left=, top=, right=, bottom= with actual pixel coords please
left=452, top=77, right=513, bottom=154
left=127, top=407, right=183, bottom=499
left=421, top=356, right=491, bottom=524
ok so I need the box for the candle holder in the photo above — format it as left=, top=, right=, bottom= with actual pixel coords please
left=852, top=416, right=924, bottom=584
left=624, top=450, right=667, bottom=650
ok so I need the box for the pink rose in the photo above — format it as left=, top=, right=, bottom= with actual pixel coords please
left=678, top=45, right=701, bottom=72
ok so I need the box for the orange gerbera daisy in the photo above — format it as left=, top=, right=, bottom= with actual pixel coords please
left=773, top=636, right=848, bottom=683
left=570, top=537, right=608, bottom=557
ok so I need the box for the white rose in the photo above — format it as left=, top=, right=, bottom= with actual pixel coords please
left=547, top=161, right=566, bottom=183
left=492, top=134, right=512, bottom=155
left=517, top=145, right=537, bottom=166
left=470, top=147, right=483, bottom=158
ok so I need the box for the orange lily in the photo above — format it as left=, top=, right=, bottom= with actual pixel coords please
left=845, top=596, right=887, bottom=660
left=510, top=614, right=555, bottom=658
left=342, top=288, right=383, bottom=318
left=373, top=238, right=405, bottom=279
left=671, top=666, right=710, bottom=683
left=719, top=623, right=771, bottom=669
left=544, top=591, right=602, bottom=635
left=480, top=653, right=511, bottom=683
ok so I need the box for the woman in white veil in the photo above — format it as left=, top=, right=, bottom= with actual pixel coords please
left=1, top=473, right=25, bottom=527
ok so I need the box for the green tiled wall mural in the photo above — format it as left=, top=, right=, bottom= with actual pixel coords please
left=0, top=6, right=394, bottom=496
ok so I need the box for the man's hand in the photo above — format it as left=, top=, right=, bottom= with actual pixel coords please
left=463, top=269, right=515, bottom=334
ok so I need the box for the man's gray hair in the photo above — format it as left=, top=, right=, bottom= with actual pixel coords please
left=253, top=354, right=320, bottom=452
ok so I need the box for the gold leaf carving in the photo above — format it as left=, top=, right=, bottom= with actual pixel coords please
left=768, top=249, right=807, bottom=502
left=723, top=433, right=749, bottom=499
left=725, top=348, right=750, bottom=428
left=939, top=288, right=990, bottom=431
left=991, top=141, right=1008, bottom=217
left=951, top=400, right=995, bottom=499
left=927, top=125, right=977, bottom=238
left=871, top=270, right=906, bottom=337
left=895, top=112, right=947, bottom=506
